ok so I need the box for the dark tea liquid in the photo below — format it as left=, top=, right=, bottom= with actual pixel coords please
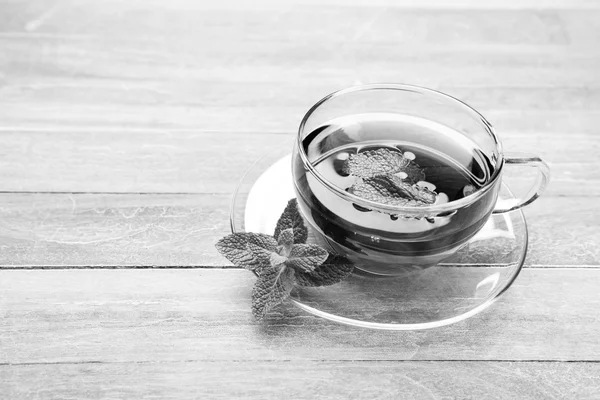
left=293, top=113, right=499, bottom=275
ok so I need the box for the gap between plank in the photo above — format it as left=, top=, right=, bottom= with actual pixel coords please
left=1, top=359, right=599, bottom=367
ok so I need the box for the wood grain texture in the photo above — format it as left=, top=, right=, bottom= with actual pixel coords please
left=0, top=131, right=594, bottom=196
left=3, top=0, right=599, bottom=11
left=0, top=193, right=230, bottom=267
left=2, top=361, right=599, bottom=400
left=1, top=4, right=599, bottom=135
left=1, top=269, right=599, bottom=363
left=0, top=132, right=293, bottom=194
left=1, top=38, right=599, bottom=133
left=0, top=194, right=596, bottom=267
left=0, top=0, right=597, bottom=396
left=1, top=2, right=597, bottom=45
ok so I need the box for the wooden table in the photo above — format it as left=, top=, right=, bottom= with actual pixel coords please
left=1, top=0, right=599, bottom=398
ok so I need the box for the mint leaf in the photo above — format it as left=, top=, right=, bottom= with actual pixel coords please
left=269, top=252, right=288, bottom=267
left=215, top=233, right=278, bottom=272
left=286, top=244, right=328, bottom=273
left=343, top=148, right=426, bottom=182
left=274, top=199, right=308, bottom=244
left=252, top=265, right=296, bottom=319
left=295, top=254, right=354, bottom=287
left=277, top=228, right=294, bottom=249
left=246, top=242, right=276, bottom=272
left=216, top=200, right=357, bottom=320
left=348, top=175, right=436, bottom=206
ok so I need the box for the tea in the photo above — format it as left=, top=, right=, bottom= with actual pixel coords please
left=293, top=113, right=499, bottom=275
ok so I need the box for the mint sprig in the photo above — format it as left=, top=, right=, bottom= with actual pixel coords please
left=343, top=148, right=426, bottom=182
left=295, top=253, right=354, bottom=287
left=251, top=262, right=296, bottom=320
left=214, top=233, right=277, bottom=274
left=216, top=199, right=354, bottom=320
left=274, top=199, right=308, bottom=244
left=343, top=148, right=438, bottom=212
left=348, top=175, right=437, bottom=206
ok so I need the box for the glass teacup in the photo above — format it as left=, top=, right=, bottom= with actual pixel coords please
left=292, top=84, right=549, bottom=276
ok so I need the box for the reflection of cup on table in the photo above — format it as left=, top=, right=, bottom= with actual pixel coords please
left=292, top=84, right=549, bottom=276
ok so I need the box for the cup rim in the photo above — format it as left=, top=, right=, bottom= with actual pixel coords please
left=296, top=83, right=504, bottom=215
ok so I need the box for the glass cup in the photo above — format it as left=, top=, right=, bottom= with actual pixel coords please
left=292, top=84, right=549, bottom=276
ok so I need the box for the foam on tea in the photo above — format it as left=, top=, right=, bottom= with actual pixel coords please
left=293, top=113, right=497, bottom=271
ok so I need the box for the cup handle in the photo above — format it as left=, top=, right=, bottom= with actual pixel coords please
left=492, top=153, right=550, bottom=214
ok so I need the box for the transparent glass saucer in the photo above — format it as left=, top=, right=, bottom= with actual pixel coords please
left=231, top=144, right=528, bottom=330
